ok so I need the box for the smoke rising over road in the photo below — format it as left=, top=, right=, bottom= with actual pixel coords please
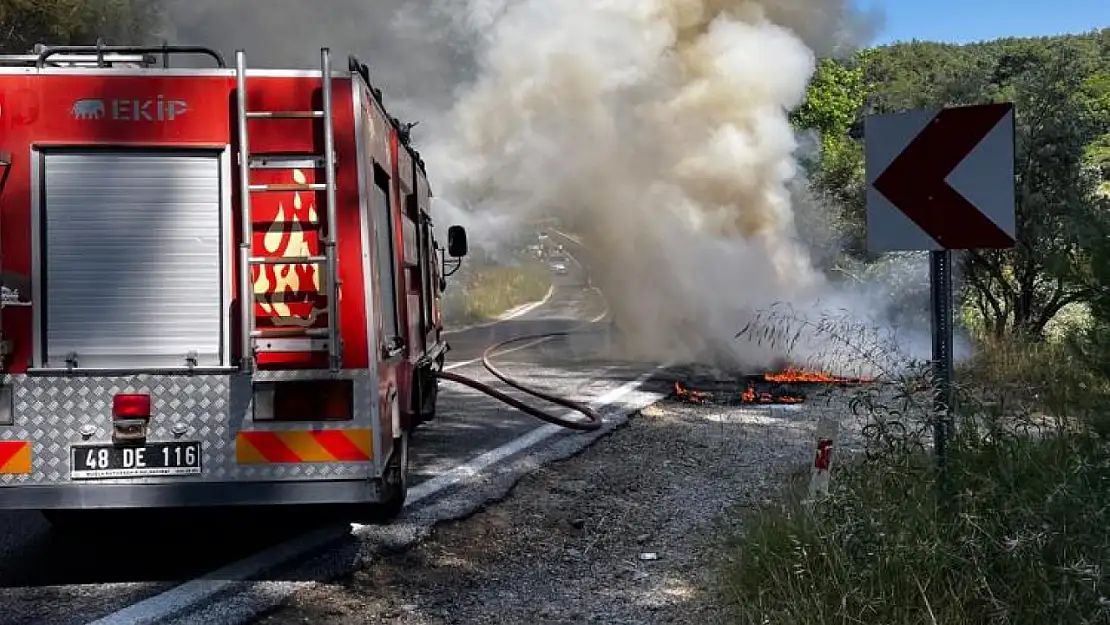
left=161, top=0, right=925, bottom=374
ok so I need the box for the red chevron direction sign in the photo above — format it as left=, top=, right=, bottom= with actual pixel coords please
left=865, top=102, right=1016, bottom=252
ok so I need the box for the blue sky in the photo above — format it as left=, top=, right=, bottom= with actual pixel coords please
left=860, top=0, right=1109, bottom=45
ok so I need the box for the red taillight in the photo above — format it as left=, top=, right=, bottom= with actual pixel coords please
left=112, top=393, right=151, bottom=420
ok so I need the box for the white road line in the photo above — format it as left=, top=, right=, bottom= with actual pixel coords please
left=84, top=526, right=345, bottom=625
left=495, top=284, right=556, bottom=320
left=442, top=251, right=607, bottom=372
left=382, top=366, right=660, bottom=511
left=85, top=366, right=663, bottom=625
left=443, top=230, right=584, bottom=336
left=550, top=229, right=583, bottom=246
left=442, top=300, right=608, bottom=372
left=442, top=284, right=555, bottom=336
left=442, top=338, right=545, bottom=371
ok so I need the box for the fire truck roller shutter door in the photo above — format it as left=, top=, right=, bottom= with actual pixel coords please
left=40, top=150, right=225, bottom=369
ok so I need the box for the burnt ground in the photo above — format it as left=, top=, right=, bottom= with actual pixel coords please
left=657, top=364, right=871, bottom=407
left=252, top=392, right=866, bottom=625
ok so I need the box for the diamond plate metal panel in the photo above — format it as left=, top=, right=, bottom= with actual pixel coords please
left=0, top=370, right=379, bottom=487
left=251, top=369, right=365, bottom=382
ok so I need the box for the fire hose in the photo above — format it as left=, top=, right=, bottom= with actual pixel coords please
left=432, top=331, right=604, bottom=431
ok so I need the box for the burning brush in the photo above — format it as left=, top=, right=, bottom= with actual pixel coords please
left=672, top=381, right=803, bottom=405
left=762, top=367, right=868, bottom=384
left=670, top=366, right=871, bottom=406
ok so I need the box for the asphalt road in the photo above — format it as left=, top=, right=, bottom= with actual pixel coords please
left=0, top=233, right=651, bottom=625
left=413, top=260, right=611, bottom=483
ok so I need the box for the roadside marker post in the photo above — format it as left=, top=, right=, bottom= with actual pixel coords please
left=864, top=102, right=1017, bottom=470
left=808, top=418, right=839, bottom=500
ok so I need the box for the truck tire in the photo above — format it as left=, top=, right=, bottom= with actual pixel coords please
left=411, top=365, right=438, bottom=428
left=368, top=431, right=409, bottom=522
left=41, top=510, right=86, bottom=532
left=419, top=366, right=438, bottom=423
left=41, top=509, right=120, bottom=533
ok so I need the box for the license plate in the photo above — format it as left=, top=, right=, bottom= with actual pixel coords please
left=70, top=442, right=202, bottom=480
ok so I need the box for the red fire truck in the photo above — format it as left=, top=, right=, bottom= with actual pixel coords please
left=0, top=44, right=469, bottom=524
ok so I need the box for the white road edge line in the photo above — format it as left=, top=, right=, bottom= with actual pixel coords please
left=85, top=366, right=665, bottom=625
left=443, top=229, right=586, bottom=336
left=550, top=229, right=583, bottom=246
left=442, top=253, right=607, bottom=372
left=381, top=365, right=661, bottom=511
left=442, top=229, right=583, bottom=337
left=495, top=284, right=556, bottom=321
left=442, top=284, right=555, bottom=336
left=439, top=304, right=608, bottom=370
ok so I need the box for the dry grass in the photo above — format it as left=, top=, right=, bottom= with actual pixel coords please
left=959, top=338, right=1110, bottom=437
left=719, top=320, right=1110, bottom=625
left=442, top=261, right=552, bottom=325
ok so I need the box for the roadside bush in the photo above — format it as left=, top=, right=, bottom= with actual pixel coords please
left=965, top=337, right=1110, bottom=438
left=721, top=323, right=1110, bottom=625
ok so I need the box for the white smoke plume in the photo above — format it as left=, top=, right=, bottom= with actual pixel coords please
left=160, top=0, right=923, bottom=374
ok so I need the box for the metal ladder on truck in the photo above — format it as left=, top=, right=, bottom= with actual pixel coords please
left=234, top=48, right=342, bottom=372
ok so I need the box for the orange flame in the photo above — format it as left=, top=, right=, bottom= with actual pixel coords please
left=673, top=381, right=804, bottom=405
left=741, top=385, right=755, bottom=402
left=763, top=367, right=871, bottom=384
left=742, top=384, right=804, bottom=404
left=673, top=381, right=709, bottom=403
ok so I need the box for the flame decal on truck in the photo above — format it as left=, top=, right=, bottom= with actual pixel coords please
left=253, top=169, right=327, bottom=327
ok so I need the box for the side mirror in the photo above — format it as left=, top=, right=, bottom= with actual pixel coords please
left=447, top=225, right=468, bottom=258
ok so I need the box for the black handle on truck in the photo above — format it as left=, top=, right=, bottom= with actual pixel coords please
left=36, top=45, right=226, bottom=69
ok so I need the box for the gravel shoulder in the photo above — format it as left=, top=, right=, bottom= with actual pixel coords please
left=253, top=395, right=851, bottom=625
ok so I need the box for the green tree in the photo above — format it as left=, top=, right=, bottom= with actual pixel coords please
left=792, top=54, right=870, bottom=254
left=963, top=37, right=1110, bottom=338
left=863, top=40, right=985, bottom=113
left=0, top=0, right=159, bottom=52
left=801, top=32, right=1110, bottom=339
left=1080, top=68, right=1110, bottom=191
left=792, top=57, right=868, bottom=147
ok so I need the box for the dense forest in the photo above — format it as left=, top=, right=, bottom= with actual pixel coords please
left=794, top=29, right=1110, bottom=357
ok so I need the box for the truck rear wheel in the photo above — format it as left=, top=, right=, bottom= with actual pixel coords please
left=41, top=509, right=125, bottom=533
left=41, top=510, right=87, bottom=532
left=412, top=365, right=438, bottom=427
left=366, top=431, right=409, bottom=523
left=420, top=366, right=438, bottom=422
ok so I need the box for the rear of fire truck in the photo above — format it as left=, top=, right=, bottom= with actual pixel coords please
left=0, top=44, right=467, bottom=526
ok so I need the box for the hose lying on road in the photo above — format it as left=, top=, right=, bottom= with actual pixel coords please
left=433, top=332, right=604, bottom=431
